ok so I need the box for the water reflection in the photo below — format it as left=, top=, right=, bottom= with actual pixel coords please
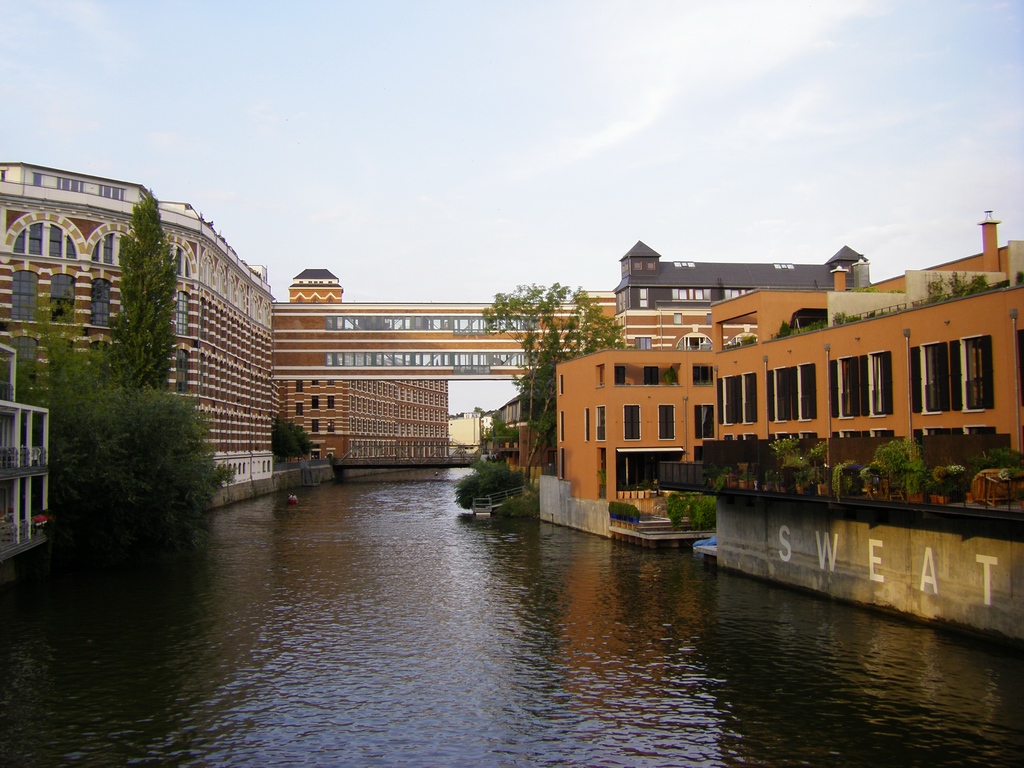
left=1, top=474, right=1021, bottom=766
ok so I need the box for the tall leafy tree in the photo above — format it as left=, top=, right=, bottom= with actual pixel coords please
left=484, top=283, right=623, bottom=466
left=110, top=190, right=177, bottom=389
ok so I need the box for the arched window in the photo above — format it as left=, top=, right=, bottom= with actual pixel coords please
left=50, top=274, right=75, bottom=321
left=677, top=333, right=713, bottom=351
left=175, top=349, right=188, bottom=393
left=91, top=278, right=111, bottom=326
left=92, top=233, right=116, bottom=264
left=175, top=292, right=190, bottom=335
left=12, top=271, right=38, bottom=320
left=13, top=222, right=75, bottom=257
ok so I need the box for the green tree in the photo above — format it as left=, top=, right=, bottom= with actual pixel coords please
left=272, top=416, right=314, bottom=459
left=483, top=283, right=623, bottom=465
left=48, top=384, right=230, bottom=568
left=110, top=190, right=177, bottom=389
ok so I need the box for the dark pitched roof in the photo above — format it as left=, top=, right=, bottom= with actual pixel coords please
left=620, top=241, right=664, bottom=261
left=292, top=269, right=339, bottom=281
left=826, top=246, right=865, bottom=266
left=614, top=260, right=838, bottom=293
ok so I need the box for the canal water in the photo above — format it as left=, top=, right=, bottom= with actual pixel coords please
left=1, top=474, right=1022, bottom=767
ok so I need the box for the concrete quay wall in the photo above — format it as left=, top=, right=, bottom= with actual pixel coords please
left=209, top=464, right=335, bottom=508
left=718, top=496, right=1023, bottom=641
left=540, top=476, right=610, bottom=538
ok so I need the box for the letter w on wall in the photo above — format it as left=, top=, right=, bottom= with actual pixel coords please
left=816, top=531, right=838, bottom=571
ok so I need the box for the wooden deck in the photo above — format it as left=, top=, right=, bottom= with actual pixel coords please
left=608, top=517, right=714, bottom=549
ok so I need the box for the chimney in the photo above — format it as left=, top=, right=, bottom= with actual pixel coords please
left=831, top=266, right=848, bottom=292
left=979, top=211, right=1000, bottom=272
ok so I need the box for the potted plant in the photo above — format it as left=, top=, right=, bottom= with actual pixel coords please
left=662, top=366, right=678, bottom=385
left=832, top=460, right=854, bottom=501
left=872, top=438, right=924, bottom=501
left=929, top=464, right=965, bottom=504
left=808, top=441, right=829, bottom=495
left=770, top=437, right=803, bottom=493
left=597, top=469, right=607, bottom=499
left=764, top=469, right=781, bottom=492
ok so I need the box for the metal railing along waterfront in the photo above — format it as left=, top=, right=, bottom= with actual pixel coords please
left=472, top=486, right=525, bottom=513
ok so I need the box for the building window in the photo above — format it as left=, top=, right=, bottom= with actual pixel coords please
left=719, top=374, right=757, bottom=425
left=327, top=395, right=335, bottom=409
left=963, top=335, right=994, bottom=410
left=90, top=278, right=110, bottom=326
left=296, top=380, right=304, bottom=393
left=636, top=337, right=652, bottom=350
left=695, top=404, right=715, bottom=439
left=624, top=405, right=640, bottom=440
left=559, top=374, right=564, bottom=395
left=596, top=406, right=606, bottom=441
left=559, top=411, right=565, bottom=442
left=175, top=291, right=189, bottom=335
left=693, top=365, right=713, bottom=386
left=671, top=288, right=708, bottom=301
left=99, top=184, right=125, bottom=201
left=13, top=222, right=46, bottom=256
left=658, top=405, right=675, bottom=440
left=12, top=271, right=38, bottom=320
left=830, top=356, right=868, bottom=418
left=643, top=366, right=659, bottom=385
left=311, top=419, right=319, bottom=433
left=175, top=349, right=188, bottom=393
left=10, top=336, right=38, bottom=365
left=50, top=274, right=75, bottom=321
left=638, top=288, right=648, bottom=308
left=48, top=224, right=75, bottom=258
left=919, top=343, right=950, bottom=413
left=869, top=352, right=893, bottom=415
left=584, top=408, right=591, bottom=441
left=614, top=365, right=626, bottom=385
left=92, top=233, right=116, bottom=264
left=296, top=402, right=304, bottom=415
left=799, top=363, right=817, bottom=420
left=57, top=177, right=84, bottom=193
left=327, top=421, right=335, bottom=433
left=312, top=396, right=320, bottom=410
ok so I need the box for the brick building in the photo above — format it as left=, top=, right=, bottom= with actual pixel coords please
left=0, top=162, right=275, bottom=484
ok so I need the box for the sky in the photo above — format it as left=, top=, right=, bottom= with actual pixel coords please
left=2, top=1, right=1023, bottom=413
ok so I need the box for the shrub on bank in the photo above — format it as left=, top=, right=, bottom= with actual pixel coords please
left=665, top=493, right=717, bottom=530
left=497, top=485, right=539, bottom=518
left=454, top=460, right=526, bottom=510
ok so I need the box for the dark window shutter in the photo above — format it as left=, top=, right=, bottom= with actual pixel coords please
left=788, top=367, right=800, bottom=421
left=802, top=363, right=817, bottom=419
left=767, top=371, right=776, bottom=421
left=949, top=340, right=962, bottom=412
left=1018, top=331, right=1024, bottom=406
left=717, top=378, right=724, bottom=424
left=880, top=351, right=893, bottom=415
left=859, top=355, right=869, bottom=417
left=829, top=359, right=839, bottom=418
left=911, top=346, right=922, bottom=413
left=744, top=372, right=757, bottom=423
left=937, top=343, right=950, bottom=412
left=980, top=335, right=994, bottom=409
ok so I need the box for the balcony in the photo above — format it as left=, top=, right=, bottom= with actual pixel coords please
left=658, top=434, right=1024, bottom=521
left=0, top=446, right=47, bottom=476
left=0, top=519, right=47, bottom=561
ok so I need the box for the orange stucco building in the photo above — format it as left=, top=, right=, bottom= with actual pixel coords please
left=558, top=217, right=1024, bottom=502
